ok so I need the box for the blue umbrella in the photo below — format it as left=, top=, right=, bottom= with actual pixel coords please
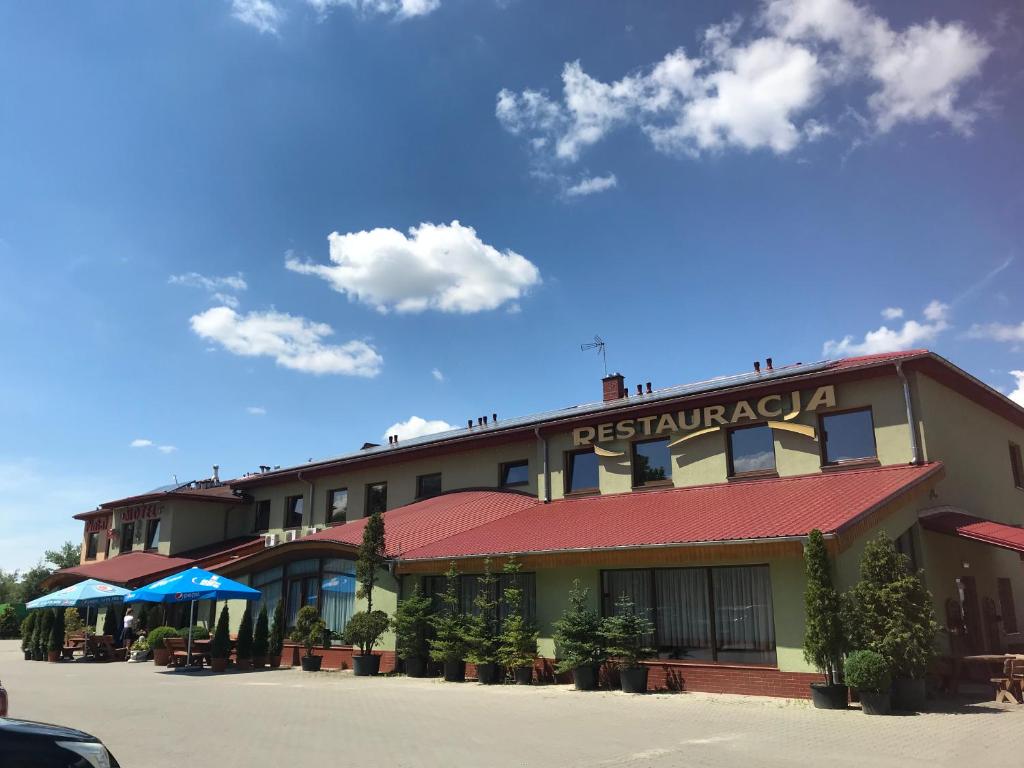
left=27, top=579, right=130, bottom=660
left=126, top=567, right=260, bottom=667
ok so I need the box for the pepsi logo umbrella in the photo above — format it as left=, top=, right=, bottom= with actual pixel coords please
left=125, top=567, right=259, bottom=604
left=26, top=579, right=130, bottom=609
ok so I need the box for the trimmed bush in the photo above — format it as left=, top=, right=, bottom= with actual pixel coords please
left=845, top=650, right=891, bottom=694
left=552, top=579, right=605, bottom=674
left=290, top=605, right=327, bottom=658
left=48, top=608, right=65, bottom=653
left=466, top=559, right=500, bottom=667
left=211, top=605, right=231, bottom=660
left=145, top=626, right=180, bottom=651
left=600, top=594, right=654, bottom=669
left=36, top=610, right=53, bottom=656
left=343, top=610, right=390, bottom=655
left=236, top=604, right=254, bottom=660
left=253, top=605, right=269, bottom=659
left=803, top=529, right=845, bottom=684
left=177, top=625, right=210, bottom=640
left=392, top=586, right=433, bottom=663
left=20, top=612, right=37, bottom=652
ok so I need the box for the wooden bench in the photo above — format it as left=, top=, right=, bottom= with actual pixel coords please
left=990, top=657, right=1024, bottom=704
left=165, top=637, right=211, bottom=668
left=87, top=635, right=126, bottom=662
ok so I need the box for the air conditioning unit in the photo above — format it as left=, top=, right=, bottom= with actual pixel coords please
left=263, top=534, right=279, bottom=548
left=285, top=530, right=299, bottom=543
left=305, top=527, right=318, bottom=537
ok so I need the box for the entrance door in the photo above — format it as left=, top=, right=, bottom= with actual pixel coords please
left=956, top=576, right=984, bottom=654
left=287, top=576, right=319, bottom=627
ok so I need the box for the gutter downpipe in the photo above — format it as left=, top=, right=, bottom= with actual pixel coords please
left=896, top=361, right=923, bottom=466
left=534, top=426, right=550, bottom=503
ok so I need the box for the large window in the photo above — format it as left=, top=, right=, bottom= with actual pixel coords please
left=500, top=460, right=529, bottom=488
left=285, top=495, right=304, bottom=529
left=145, top=518, right=161, bottom=550
left=85, top=532, right=99, bottom=560
left=424, top=572, right=537, bottom=623
left=727, top=424, right=776, bottom=477
left=1010, top=442, right=1024, bottom=490
left=632, top=438, right=672, bottom=487
left=416, top=473, right=443, bottom=500
left=565, top=449, right=599, bottom=494
left=820, top=409, right=877, bottom=465
left=120, top=522, right=135, bottom=553
left=366, top=482, right=387, bottom=516
left=251, top=558, right=357, bottom=639
left=254, top=500, right=271, bottom=533
left=327, top=489, right=348, bottom=526
left=602, top=565, right=776, bottom=666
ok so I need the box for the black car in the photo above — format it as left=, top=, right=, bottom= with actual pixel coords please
left=0, top=717, right=120, bottom=767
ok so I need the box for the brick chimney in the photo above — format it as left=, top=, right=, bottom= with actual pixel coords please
left=602, top=373, right=626, bottom=402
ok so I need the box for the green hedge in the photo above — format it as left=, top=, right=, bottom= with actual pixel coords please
left=146, top=626, right=180, bottom=651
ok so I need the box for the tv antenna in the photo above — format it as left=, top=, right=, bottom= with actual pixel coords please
left=580, top=335, right=607, bottom=376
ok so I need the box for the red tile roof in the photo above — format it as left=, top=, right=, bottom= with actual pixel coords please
left=831, top=350, right=928, bottom=369
left=97, top=483, right=244, bottom=510
left=399, top=463, right=944, bottom=561
left=920, top=510, right=1024, bottom=553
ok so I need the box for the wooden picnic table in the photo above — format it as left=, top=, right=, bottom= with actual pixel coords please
left=954, top=654, right=1022, bottom=702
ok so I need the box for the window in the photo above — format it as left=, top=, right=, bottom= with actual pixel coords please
left=602, top=565, right=776, bottom=665
left=120, top=522, right=135, bottom=553
left=254, top=500, right=271, bottom=533
left=327, top=489, right=348, bottom=526
left=145, top=518, right=161, bottom=550
left=254, top=558, right=357, bottom=637
left=85, top=532, right=99, bottom=560
left=727, top=424, right=776, bottom=477
left=416, top=473, right=443, bottom=500
left=565, top=449, right=599, bottom=494
left=500, top=460, right=530, bottom=488
left=998, top=578, right=1018, bottom=634
left=426, top=572, right=538, bottom=623
left=632, top=438, right=672, bottom=487
left=820, top=409, right=877, bottom=465
left=366, top=482, right=387, bottom=516
left=1010, top=442, right=1024, bottom=490
left=894, top=527, right=918, bottom=573
left=284, top=495, right=304, bottom=529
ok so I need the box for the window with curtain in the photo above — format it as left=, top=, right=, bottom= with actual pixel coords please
left=145, top=518, right=161, bottom=550
left=320, top=558, right=356, bottom=639
left=252, top=566, right=283, bottom=619
left=285, top=495, right=304, bottom=529
left=85, top=532, right=99, bottom=560
left=254, top=500, right=271, bottom=533
left=602, top=565, right=776, bottom=665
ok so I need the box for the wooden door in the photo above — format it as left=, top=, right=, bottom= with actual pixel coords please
left=956, top=576, right=984, bottom=654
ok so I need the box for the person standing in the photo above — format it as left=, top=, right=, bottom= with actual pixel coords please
left=121, top=607, right=135, bottom=650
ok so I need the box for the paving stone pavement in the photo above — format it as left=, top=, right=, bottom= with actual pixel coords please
left=1, top=641, right=1020, bottom=767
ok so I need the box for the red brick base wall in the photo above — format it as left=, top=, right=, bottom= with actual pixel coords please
left=278, top=643, right=396, bottom=673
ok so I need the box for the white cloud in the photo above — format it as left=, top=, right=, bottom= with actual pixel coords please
left=190, top=306, right=383, bottom=377
left=881, top=307, right=904, bottom=320
left=823, top=300, right=950, bottom=356
left=247, top=406, right=268, bottom=415
left=967, top=321, right=1024, bottom=343
left=130, top=439, right=153, bottom=448
left=431, top=368, right=445, bottom=382
left=231, top=0, right=284, bottom=34
left=1009, top=371, right=1024, bottom=407
left=307, top=0, right=440, bottom=21
left=383, top=416, right=455, bottom=442
left=157, top=445, right=177, bottom=454
left=499, top=0, right=990, bottom=173
left=169, top=272, right=248, bottom=309
left=286, top=221, right=540, bottom=314
left=565, top=174, right=618, bottom=197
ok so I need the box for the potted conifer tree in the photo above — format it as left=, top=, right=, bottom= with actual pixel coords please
left=601, top=594, right=655, bottom=693
left=845, top=532, right=938, bottom=711
left=291, top=605, right=327, bottom=672
left=392, top=585, right=434, bottom=678
left=845, top=650, right=892, bottom=715
left=467, top=559, right=501, bottom=684
left=803, top=529, right=848, bottom=709
left=269, top=600, right=285, bottom=668
left=348, top=508, right=387, bottom=676
left=47, top=608, right=65, bottom=662
left=35, top=610, right=52, bottom=661
left=211, top=605, right=231, bottom=672
left=553, top=579, right=605, bottom=691
left=253, top=605, right=269, bottom=668
left=20, top=613, right=37, bottom=661
left=101, top=606, right=117, bottom=641
left=236, top=604, right=254, bottom=670
left=429, top=563, right=470, bottom=682
left=497, top=558, right=538, bottom=685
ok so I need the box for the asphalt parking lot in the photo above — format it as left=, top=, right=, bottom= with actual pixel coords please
left=1, top=641, right=1020, bottom=767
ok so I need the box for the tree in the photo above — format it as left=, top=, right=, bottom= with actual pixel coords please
left=496, top=557, right=538, bottom=673
left=212, top=605, right=231, bottom=660
left=18, top=564, right=54, bottom=604
left=236, top=603, right=254, bottom=660
left=102, top=605, right=118, bottom=638
left=63, top=608, right=84, bottom=641
left=552, top=579, right=605, bottom=674
left=356, top=509, right=386, bottom=614
left=269, top=600, right=286, bottom=661
left=392, top=586, right=433, bottom=663
left=846, top=532, right=939, bottom=680
left=600, top=594, right=654, bottom=669
left=48, top=608, right=65, bottom=654
left=466, top=559, right=500, bottom=667
left=0, top=570, right=20, bottom=604
left=45, top=542, right=80, bottom=570
left=290, top=605, right=327, bottom=658
left=429, top=562, right=469, bottom=664
left=0, top=605, right=19, bottom=638
left=803, top=529, right=845, bottom=685
left=343, top=610, right=390, bottom=656
left=253, top=605, right=269, bottom=660
left=33, top=611, right=50, bottom=656
left=20, top=611, right=37, bottom=652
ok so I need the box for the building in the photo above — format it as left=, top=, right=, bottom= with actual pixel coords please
left=54, top=349, right=1024, bottom=696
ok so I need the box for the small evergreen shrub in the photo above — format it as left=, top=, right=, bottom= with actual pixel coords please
left=177, top=625, right=211, bottom=640
left=145, top=626, right=180, bottom=651
left=429, top=563, right=470, bottom=664
left=211, top=605, right=231, bottom=660
left=253, top=605, right=269, bottom=659
left=48, top=608, right=65, bottom=653
left=393, top=586, right=433, bottom=662
left=600, top=594, right=654, bottom=669
left=236, top=604, right=254, bottom=660
left=269, top=600, right=286, bottom=660
left=496, top=557, right=538, bottom=672
left=466, top=560, right=500, bottom=667
left=36, top=610, right=53, bottom=656
left=552, top=579, right=605, bottom=674
left=844, top=650, right=891, bottom=694
left=20, top=612, right=37, bottom=652
left=343, top=610, right=390, bottom=655
left=803, top=529, right=845, bottom=684
left=356, top=509, right=386, bottom=614
left=290, top=605, right=327, bottom=658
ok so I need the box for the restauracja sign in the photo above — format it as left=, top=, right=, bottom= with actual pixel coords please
left=573, top=385, right=836, bottom=447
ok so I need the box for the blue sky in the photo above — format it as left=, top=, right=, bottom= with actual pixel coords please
left=1, top=0, right=1022, bottom=572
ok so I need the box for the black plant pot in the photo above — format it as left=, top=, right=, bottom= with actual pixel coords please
left=443, top=659, right=466, bottom=682
left=810, top=683, right=849, bottom=710
left=514, top=665, right=533, bottom=685
left=619, top=666, right=649, bottom=694
left=859, top=690, right=891, bottom=715
left=353, top=654, right=381, bottom=676
left=23, top=650, right=32, bottom=661
left=573, top=665, right=599, bottom=691
left=892, top=678, right=926, bottom=711
left=300, top=655, right=323, bottom=672
left=33, top=650, right=44, bottom=661
left=404, top=656, right=427, bottom=678
left=477, top=662, right=500, bottom=685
